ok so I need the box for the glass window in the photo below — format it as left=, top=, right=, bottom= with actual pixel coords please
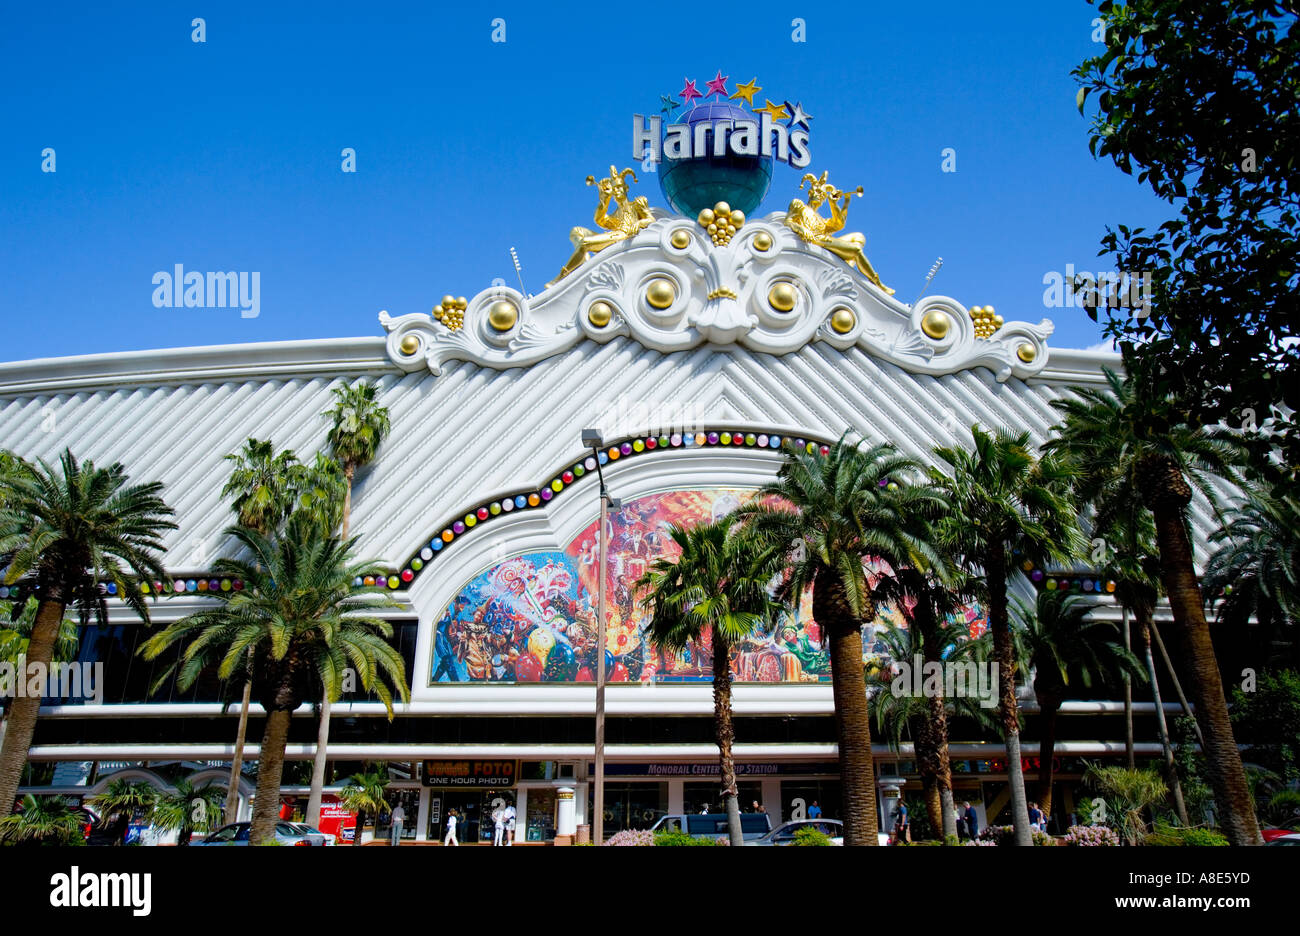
left=780, top=780, right=841, bottom=821
left=525, top=788, right=557, bottom=842
left=593, top=783, right=668, bottom=838
left=682, top=781, right=762, bottom=817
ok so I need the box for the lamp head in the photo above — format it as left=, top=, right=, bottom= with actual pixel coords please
left=581, top=429, right=604, bottom=448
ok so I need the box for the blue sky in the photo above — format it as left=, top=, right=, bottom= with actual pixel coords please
left=0, top=1, right=1170, bottom=362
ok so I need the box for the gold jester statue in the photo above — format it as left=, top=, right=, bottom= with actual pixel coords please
left=785, top=172, right=893, bottom=294
left=548, top=166, right=654, bottom=286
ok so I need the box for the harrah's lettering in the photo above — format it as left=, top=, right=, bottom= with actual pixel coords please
left=633, top=113, right=811, bottom=169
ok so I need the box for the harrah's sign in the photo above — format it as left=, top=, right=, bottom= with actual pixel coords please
left=633, top=113, right=811, bottom=169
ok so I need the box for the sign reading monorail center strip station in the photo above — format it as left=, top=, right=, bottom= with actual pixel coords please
left=601, top=763, right=841, bottom=778
left=422, top=760, right=518, bottom=787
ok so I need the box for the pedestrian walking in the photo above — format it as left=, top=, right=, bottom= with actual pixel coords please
left=504, top=803, right=516, bottom=846
left=389, top=803, right=405, bottom=846
left=444, top=808, right=459, bottom=846
left=808, top=800, right=822, bottom=819
left=963, top=801, right=980, bottom=840
left=892, top=801, right=910, bottom=844
left=492, top=804, right=506, bottom=846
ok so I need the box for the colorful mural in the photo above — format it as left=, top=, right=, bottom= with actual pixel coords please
left=430, top=488, right=988, bottom=685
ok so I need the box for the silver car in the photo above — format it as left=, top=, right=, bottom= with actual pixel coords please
left=744, top=819, right=844, bottom=846
left=194, top=822, right=323, bottom=846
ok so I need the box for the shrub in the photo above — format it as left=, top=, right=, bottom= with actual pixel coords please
left=1063, top=824, right=1120, bottom=846
left=603, top=829, right=655, bottom=846
left=792, top=826, right=833, bottom=846
left=652, top=829, right=713, bottom=847
left=978, top=825, right=1015, bottom=846
left=1143, top=821, right=1229, bottom=847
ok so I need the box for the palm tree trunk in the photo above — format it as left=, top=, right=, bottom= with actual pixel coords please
left=309, top=469, right=354, bottom=826
left=987, top=544, right=1033, bottom=845
left=0, top=597, right=64, bottom=817
left=1149, top=497, right=1261, bottom=845
left=351, top=807, right=365, bottom=846
left=916, top=600, right=956, bottom=841
left=1122, top=608, right=1135, bottom=770
left=1139, top=614, right=1188, bottom=825
left=223, top=670, right=253, bottom=825
left=249, top=707, right=292, bottom=845
left=816, top=576, right=878, bottom=846
left=1035, top=692, right=1061, bottom=820
left=710, top=627, right=744, bottom=847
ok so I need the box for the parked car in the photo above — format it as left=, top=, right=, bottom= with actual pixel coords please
left=68, top=806, right=129, bottom=846
left=286, top=822, right=332, bottom=846
left=1265, top=833, right=1300, bottom=846
left=194, top=822, right=322, bottom=846
left=1261, top=827, right=1299, bottom=843
left=649, top=813, right=772, bottom=841
left=745, top=819, right=844, bottom=846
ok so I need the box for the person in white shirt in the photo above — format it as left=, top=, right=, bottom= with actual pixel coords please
left=504, top=803, right=517, bottom=845
left=492, top=805, right=505, bottom=847
left=444, top=808, right=459, bottom=846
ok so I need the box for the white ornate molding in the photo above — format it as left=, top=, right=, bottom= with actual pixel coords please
left=381, top=212, right=1054, bottom=381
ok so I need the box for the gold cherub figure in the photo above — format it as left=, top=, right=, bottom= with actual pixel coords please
left=785, top=172, right=893, bottom=294
left=548, top=166, right=655, bottom=287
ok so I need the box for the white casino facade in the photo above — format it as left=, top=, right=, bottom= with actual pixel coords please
left=0, top=83, right=1216, bottom=842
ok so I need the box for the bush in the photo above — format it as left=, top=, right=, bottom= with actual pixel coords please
left=1063, top=824, right=1120, bottom=846
left=1143, top=821, right=1229, bottom=847
left=792, top=826, right=833, bottom=846
left=975, top=824, right=1054, bottom=846
left=652, top=829, right=714, bottom=847
left=603, top=829, right=655, bottom=846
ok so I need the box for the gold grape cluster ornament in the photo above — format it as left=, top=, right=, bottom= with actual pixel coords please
left=698, top=201, right=746, bottom=246
left=434, top=294, right=467, bottom=331
left=969, top=304, right=1003, bottom=339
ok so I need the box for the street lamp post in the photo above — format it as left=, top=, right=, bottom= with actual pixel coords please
left=581, top=429, right=619, bottom=844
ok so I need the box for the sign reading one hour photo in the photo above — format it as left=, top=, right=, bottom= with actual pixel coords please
left=422, top=759, right=518, bottom=787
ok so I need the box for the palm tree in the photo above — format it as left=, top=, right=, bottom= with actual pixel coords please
left=930, top=426, right=1081, bottom=846
left=0, top=794, right=85, bottom=845
left=1012, top=590, right=1142, bottom=822
left=635, top=515, right=780, bottom=846
left=1203, top=489, right=1300, bottom=669
left=151, top=776, right=226, bottom=845
left=736, top=437, right=947, bottom=846
left=296, top=453, right=347, bottom=538
left=339, top=765, right=391, bottom=846
left=217, top=438, right=302, bottom=824
left=867, top=608, right=993, bottom=840
left=88, top=778, right=157, bottom=843
left=1085, top=764, right=1168, bottom=846
left=0, top=596, right=80, bottom=753
left=1047, top=367, right=1262, bottom=845
left=140, top=516, right=410, bottom=844
left=0, top=450, right=174, bottom=817
left=308, top=381, right=391, bottom=827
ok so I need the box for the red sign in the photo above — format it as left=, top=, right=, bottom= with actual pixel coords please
left=319, top=795, right=357, bottom=844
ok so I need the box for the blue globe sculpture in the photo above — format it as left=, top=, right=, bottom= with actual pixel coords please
left=659, top=101, right=773, bottom=218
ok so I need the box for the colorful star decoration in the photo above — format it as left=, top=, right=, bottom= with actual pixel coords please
left=660, top=94, right=680, bottom=116
left=754, top=99, right=789, bottom=121
left=679, top=78, right=703, bottom=106
left=730, top=77, right=761, bottom=106
left=705, top=69, right=729, bottom=99
left=785, top=100, right=813, bottom=129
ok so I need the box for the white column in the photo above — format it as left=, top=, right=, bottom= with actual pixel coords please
left=556, top=787, right=577, bottom=837
left=762, top=779, right=783, bottom=823
left=415, top=788, right=429, bottom=841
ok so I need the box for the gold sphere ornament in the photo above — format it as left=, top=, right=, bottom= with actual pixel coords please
left=645, top=278, right=676, bottom=310
left=399, top=335, right=420, bottom=356
left=729, top=209, right=745, bottom=227
left=441, top=294, right=455, bottom=308
left=587, top=300, right=613, bottom=328
left=830, top=307, right=856, bottom=334
left=921, top=310, right=951, bottom=340
left=1016, top=342, right=1038, bottom=363
left=699, top=208, right=716, bottom=225
left=768, top=282, right=797, bottom=313
left=488, top=300, right=518, bottom=332
left=670, top=229, right=691, bottom=249
left=752, top=231, right=773, bottom=252
left=969, top=304, right=1000, bottom=339
left=714, top=201, right=731, bottom=217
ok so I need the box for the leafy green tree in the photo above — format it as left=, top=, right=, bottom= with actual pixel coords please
left=1074, top=0, right=1299, bottom=478
left=141, top=518, right=409, bottom=845
left=151, top=777, right=226, bottom=845
left=0, top=794, right=85, bottom=845
left=1231, top=669, right=1300, bottom=785
left=737, top=437, right=946, bottom=846
left=1047, top=368, right=1261, bottom=844
left=930, top=426, right=1081, bottom=846
left=308, top=381, right=391, bottom=827
left=1013, top=590, right=1142, bottom=820
left=0, top=450, right=174, bottom=817
left=1204, top=490, right=1300, bottom=670
left=635, top=515, right=779, bottom=846
left=1085, top=764, right=1168, bottom=846
left=339, top=765, right=391, bottom=847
